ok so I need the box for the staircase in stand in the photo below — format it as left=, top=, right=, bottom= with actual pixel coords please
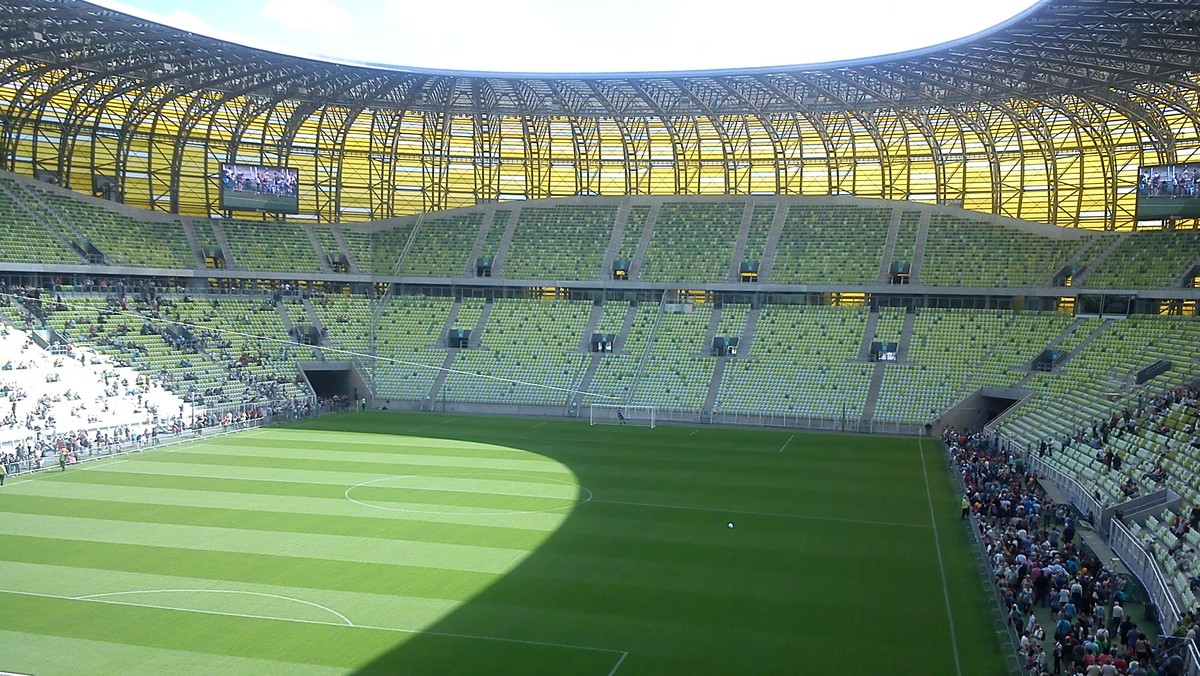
left=210, top=221, right=239, bottom=269
left=627, top=204, right=660, bottom=280
left=303, top=224, right=333, bottom=273
left=907, top=211, right=931, bottom=284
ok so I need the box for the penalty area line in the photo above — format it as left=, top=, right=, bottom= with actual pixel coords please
left=0, top=588, right=626, bottom=660
left=608, top=651, right=629, bottom=675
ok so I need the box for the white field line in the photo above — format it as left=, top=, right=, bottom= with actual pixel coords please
left=607, top=651, right=629, bottom=675
left=777, top=434, right=794, bottom=454
left=0, top=587, right=625, bottom=662
left=404, top=418, right=460, bottom=434
left=73, top=589, right=353, bottom=625
left=917, top=438, right=963, bottom=676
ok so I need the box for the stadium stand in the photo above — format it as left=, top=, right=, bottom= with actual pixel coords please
left=309, top=293, right=373, bottom=355
left=920, top=214, right=1094, bottom=287
left=502, top=205, right=617, bottom=280
left=371, top=223, right=416, bottom=275
left=19, top=184, right=191, bottom=269
left=339, top=228, right=373, bottom=273
left=0, top=178, right=82, bottom=265
left=769, top=205, right=890, bottom=285
left=892, top=210, right=921, bottom=268
left=627, top=304, right=714, bottom=411
left=639, top=202, right=743, bottom=283
left=219, top=220, right=323, bottom=274
left=399, top=212, right=484, bottom=277
left=716, top=304, right=871, bottom=422
left=1081, top=229, right=1200, bottom=289
left=585, top=302, right=657, bottom=405
left=372, top=294, right=457, bottom=401
left=617, top=206, right=650, bottom=265
left=875, top=308, right=1012, bottom=423
left=441, top=297, right=591, bottom=406
left=741, top=205, right=774, bottom=266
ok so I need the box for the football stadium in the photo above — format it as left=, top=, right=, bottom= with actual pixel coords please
left=1, top=0, right=1200, bottom=674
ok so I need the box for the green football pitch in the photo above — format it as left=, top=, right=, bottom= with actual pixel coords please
left=0, top=412, right=1007, bottom=675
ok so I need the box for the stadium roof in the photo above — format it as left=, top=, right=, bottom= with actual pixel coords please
left=5, top=0, right=1200, bottom=117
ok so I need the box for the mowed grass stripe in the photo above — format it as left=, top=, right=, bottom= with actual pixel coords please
left=0, top=593, right=620, bottom=676
left=92, top=454, right=578, bottom=487
left=49, top=463, right=581, bottom=506
left=150, top=446, right=582, bottom=478
left=0, top=513, right=536, bottom=574
left=0, top=482, right=923, bottom=560
left=0, top=511, right=925, bottom=613
left=0, top=499, right=916, bottom=592
left=35, top=470, right=578, bottom=513
left=0, top=629, right=350, bottom=676
left=199, top=434, right=576, bottom=464
left=0, top=559, right=464, bottom=632
left=0, top=479, right=574, bottom=532
left=0, top=531, right=935, bottom=639
left=0, top=493, right=558, bottom=549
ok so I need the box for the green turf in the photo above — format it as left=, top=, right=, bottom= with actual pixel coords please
left=0, top=412, right=1007, bottom=675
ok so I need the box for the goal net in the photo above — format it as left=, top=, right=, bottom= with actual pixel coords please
left=589, top=403, right=656, bottom=428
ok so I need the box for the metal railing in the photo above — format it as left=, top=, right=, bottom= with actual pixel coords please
left=996, top=433, right=1200, bottom=676
left=1, top=396, right=317, bottom=478
left=1109, top=518, right=1200, bottom=676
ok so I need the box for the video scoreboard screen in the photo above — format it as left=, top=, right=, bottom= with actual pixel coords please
left=1136, top=163, right=1200, bottom=221
left=220, top=163, right=299, bottom=214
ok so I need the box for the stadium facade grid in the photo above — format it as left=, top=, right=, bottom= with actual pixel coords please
left=2, top=0, right=1200, bottom=228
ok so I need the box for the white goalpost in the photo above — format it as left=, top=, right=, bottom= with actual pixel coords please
left=589, top=403, right=656, bottom=428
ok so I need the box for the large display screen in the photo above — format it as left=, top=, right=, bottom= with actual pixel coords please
left=1136, top=163, right=1200, bottom=220
left=220, top=163, right=299, bottom=214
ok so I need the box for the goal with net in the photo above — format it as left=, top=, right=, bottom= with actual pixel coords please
left=589, top=403, right=656, bottom=428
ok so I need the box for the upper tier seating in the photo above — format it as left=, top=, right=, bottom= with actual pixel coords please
left=0, top=178, right=80, bottom=264
left=920, top=214, right=1093, bottom=287
left=891, top=210, right=921, bottom=266
left=370, top=223, right=416, bottom=275
left=398, top=212, right=484, bottom=277
left=770, top=205, right=889, bottom=285
left=1082, top=229, right=1200, bottom=289
left=742, top=205, right=774, bottom=264
left=502, top=205, right=617, bottom=280
left=8, top=181, right=193, bottom=269
left=340, top=229, right=372, bottom=273
left=219, top=220, right=323, bottom=273
left=640, top=202, right=742, bottom=283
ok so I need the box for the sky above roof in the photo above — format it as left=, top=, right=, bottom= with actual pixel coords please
left=94, top=0, right=1045, bottom=74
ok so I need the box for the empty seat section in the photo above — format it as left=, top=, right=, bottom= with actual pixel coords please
left=399, top=212, right=484, bottom=277
left=442, top=298, right=591, bottom=406
left=220, top=220, right=323, bottom=273
left=716, top=305, right=871, bottom=420
left=770, top=205, right=888, bottom=285
left=503, top=205, right=616, bottom=280
left=640, top=202, right=742, bottom=283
